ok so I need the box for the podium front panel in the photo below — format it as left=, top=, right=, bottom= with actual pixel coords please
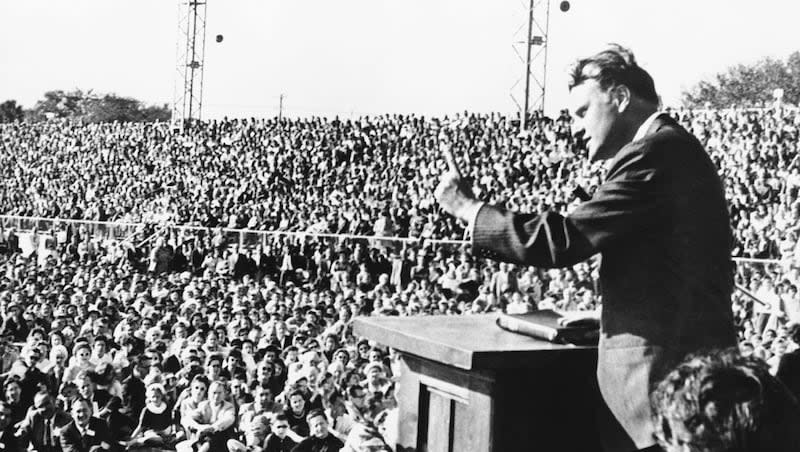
left=355, top=315, right=601, bottom=452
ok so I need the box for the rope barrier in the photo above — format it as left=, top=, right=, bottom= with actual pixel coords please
left=0, top=214, right=470, bottom=246
left=0, top=215, right=794, bottom=260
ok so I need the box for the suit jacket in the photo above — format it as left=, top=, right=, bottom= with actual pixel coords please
left=473, top=114, right=737, bottom=450
left=88, top=389, right=112, bottom=413
left=17, top=408, right=73, bottom=452
left=46, top=365, right=68, bottom=395
left=59, top=417, right=112, bottom=452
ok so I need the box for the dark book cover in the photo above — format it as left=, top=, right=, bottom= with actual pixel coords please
left=496, top=309, right=599, bottom=345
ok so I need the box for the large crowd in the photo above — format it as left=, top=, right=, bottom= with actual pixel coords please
left=0, top=105, right=798, bottom=451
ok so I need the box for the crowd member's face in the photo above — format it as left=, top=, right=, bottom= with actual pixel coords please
left=5, top=383, right=21, bottom=403
left=190, top=381, right=208, bottom=402
left=25, top=350, right=41, bottom=368
left=54, top=352, right=67, bottom=367
left=209, top=383, right=226, bottom=405
left=206, top=332, right=218, bottom=348
left=175, top=324, right=187, bottom=339
left=230, top=379, right=246, bottom=398
left=226, top=355, right=240, bottom=369
left=257, top=363, right=273, bottom=381
left=289, top=394, right=305, bottom=413
left=141, top=318, right=154, bottom=330
left=350, top=389, right=366, bottom=409
left=308, top=414, right=329, bottom=438
left=71, top=400, right=92, bottom=428
left=256, top=387, right=273, bottom=406
left=272, top=420, right=290, bottom=438
left=207, top=360, right=222, bottom=379
left=78, top=377, right=95, bottom=399
left=569, top=79, right=626, bottom=162
left=369, top=350, right=382, bottom=363
left=367, top=367, right=384, bottom=383
left=191, top=335, right=204, bottom=349
left=147, top=388, right=163, bottom=406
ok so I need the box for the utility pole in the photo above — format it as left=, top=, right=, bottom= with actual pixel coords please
left=278, top=94, right=284, bottom=122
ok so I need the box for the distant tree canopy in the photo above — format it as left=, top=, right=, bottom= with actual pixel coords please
left=3, top=89, right=171, bottom=123
left=0, top=100, right=25, bottom=123
left=681, top=51, right=800, bottom=109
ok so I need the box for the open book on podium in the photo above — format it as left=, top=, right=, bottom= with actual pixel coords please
left=496, top=309, right=600, bottom=345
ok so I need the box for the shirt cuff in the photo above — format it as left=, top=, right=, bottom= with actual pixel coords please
left=462, top=201, right=484, bottom=239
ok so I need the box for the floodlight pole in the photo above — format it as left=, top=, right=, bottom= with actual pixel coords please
left=522, top=0, right=535, bottom=131
left=512, top=0, right=551, bottom=131
left=173, top=0, right=207, bottom=128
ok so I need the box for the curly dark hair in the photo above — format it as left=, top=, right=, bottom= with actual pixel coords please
left=651, top=348, right=800, bottom=451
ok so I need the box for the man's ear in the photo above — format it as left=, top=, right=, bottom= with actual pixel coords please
left=611, top=85, right=631, bottom=113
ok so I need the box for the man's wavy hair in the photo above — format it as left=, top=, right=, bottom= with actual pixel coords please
left=651, top=348, right=800, bottom=452
left=568, top=44, right=659, bottom=105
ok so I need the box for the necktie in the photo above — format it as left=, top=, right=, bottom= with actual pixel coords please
left=43, top=419, right=51, bottom=447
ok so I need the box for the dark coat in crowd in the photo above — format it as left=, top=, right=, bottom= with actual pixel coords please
left=59, top=417, right=112, bottom=452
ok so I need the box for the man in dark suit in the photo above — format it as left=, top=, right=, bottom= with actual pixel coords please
left=435, top=44, right=736, bottom=452
left=59, top=398, right=112, bottom=452
left=15, top=392, right=72, bottom=452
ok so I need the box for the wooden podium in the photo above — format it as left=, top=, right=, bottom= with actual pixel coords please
left=354, top=314, right=601, bottom=452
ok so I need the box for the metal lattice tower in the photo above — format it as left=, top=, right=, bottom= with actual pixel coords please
left=510, top=0, right=551, bottom=130
left=172, top=0, right=207, bottom=127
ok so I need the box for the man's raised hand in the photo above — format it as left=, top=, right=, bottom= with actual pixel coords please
left=434, top=141, right=480, bottom=222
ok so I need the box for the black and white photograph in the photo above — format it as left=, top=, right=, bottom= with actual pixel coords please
left=1, top=1, right=800, bottom=451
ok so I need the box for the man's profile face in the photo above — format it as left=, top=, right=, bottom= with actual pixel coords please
left=569, top=79, right=623, bottom=162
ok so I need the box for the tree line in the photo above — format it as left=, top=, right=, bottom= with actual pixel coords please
left=0, top=90, right=170, bottom=123
left=681, top=51, right=800, bottom=109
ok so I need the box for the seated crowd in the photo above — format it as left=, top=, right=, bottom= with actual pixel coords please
left=0, top=106, right=798, bottom=450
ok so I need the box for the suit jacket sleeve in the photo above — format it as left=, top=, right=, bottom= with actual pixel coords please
left=473, top=141, right=673, bottom=268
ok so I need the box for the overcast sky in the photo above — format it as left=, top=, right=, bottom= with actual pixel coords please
left=1, top=0, right=798, bottom=118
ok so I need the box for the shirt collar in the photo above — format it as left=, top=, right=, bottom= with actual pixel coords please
left=633, top=111, right=663, bottom=142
